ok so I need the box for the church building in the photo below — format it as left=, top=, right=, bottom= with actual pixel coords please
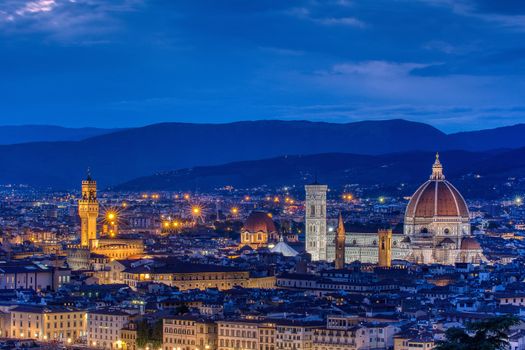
left=305, top=154, right=485, bottom=265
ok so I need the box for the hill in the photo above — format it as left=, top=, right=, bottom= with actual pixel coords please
left=0, top=119, right=524, bottom=188
left=116, top=149, right=524, bottom=199
left=0, top=125, right=120, bottom=145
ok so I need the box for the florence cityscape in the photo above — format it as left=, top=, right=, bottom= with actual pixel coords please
left=1, top=1, right=525, bottom=350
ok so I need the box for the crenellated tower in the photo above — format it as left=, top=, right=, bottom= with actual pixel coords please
left=78, top=170, right=99, bottom=247
left=335, top=213, right=346, bottom=269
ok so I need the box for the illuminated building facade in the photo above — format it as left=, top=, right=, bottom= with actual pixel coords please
left=318, top=155, right=485, bottom=265
left=68, top=175, right=144, bottom=270
left=118, top=260, right=275, bottom=291
left=239, top=211, right=278, bottom=249
left=79, top=172, right=99, bottom=247
left=378, top=229, right=392, bottom=267
left=334, top=213, right=345, bottom=269
left=305, top=183, right=328, bottom=261
left=10, top=306, right=86, bottom=343
left=163, top=316, right=218, bottom=350
left=87, top=309, right=129, bottom=350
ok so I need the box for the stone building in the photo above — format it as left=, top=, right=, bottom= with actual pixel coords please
left=87, top=308, right=130, bottom=349
left=307, top=154, right=485, bottom=265
left=163, top=315, right=217, bottom=350
left=67, top=174, right=144, bottom=270
left=305, top=183, right=328, bottom=261
left=10, top=306, right=86, bottom=343
left=239, top=211, right=278, bottom=249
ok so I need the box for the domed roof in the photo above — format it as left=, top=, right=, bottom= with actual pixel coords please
left=243, top=211, right=277, bottom=234
left=460, top=237, right=481, bottom=250
left=405, top=154, right=469, bottom=219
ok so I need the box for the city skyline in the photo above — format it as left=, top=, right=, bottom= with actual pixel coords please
left=1, top=0, right=525, bottom=131
left=0, top=2, right=524, bottom=349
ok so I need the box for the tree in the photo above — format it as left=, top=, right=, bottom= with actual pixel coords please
left=436, top=315, right=520, bottom=350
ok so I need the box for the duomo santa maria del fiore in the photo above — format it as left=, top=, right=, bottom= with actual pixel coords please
left=305, top=154, right=486, bottom=265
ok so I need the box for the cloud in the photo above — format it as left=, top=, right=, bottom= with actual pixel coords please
left=315, top=16, right=366, bottom=27
left=420, top=0, right=525, bottom=31
left=287, top=6, right=366, bottom=28
left=15, top=0, right=57, bottom=16
left=330, top=61, right=428, bottom=77
left=0, top=0, right=143, bottom=43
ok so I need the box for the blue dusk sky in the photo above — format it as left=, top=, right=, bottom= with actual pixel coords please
left=1, top=0, right=525, bottom=132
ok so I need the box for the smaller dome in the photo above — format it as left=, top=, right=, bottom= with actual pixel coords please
left=243, top=211, right=277, bottom=234
left=460, top=237, right=481, bottom=250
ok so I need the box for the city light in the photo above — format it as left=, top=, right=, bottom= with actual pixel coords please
left=231, top=207, right=239, bottom=215
left=342, top=193, right=353, bottom=201
left=516, top=197, right=523, bottom=205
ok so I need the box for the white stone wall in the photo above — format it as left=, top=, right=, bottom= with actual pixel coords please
left=305, top=184, right=328, bottom=261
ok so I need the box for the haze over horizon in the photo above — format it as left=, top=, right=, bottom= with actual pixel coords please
left=1, top=0, right=525, bottom=132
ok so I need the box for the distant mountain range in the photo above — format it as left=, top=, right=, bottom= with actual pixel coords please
left=115, top=149, right=525, bottom=199
left=1, top=119, right=525, bottom=189
left=0, top=125, right=121, bottom=144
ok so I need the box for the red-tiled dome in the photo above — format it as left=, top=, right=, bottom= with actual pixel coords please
left=405, top=154, right=469, bottom=219
left=406, top=181, right=469, bottom=218
left=243, top=211, right=277, bottom=234
left=460, top=237, right=481, bottom=250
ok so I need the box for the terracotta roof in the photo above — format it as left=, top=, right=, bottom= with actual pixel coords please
left=243, top=211, right=277, bottom=234
left=406, top=156, right=469, bottom=219
left=460, top=237, right=481, bottom=250
left=406, top=180, right=469, bottom=218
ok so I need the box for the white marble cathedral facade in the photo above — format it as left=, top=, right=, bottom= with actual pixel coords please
left=305, top=155, right=485, bottom=265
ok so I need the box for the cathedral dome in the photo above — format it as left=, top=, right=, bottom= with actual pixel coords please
left=460, top=237, right=481, bottom=250
left=243, top=211, right=277, bottom=234
left=405, top=154, right=469, bottom=220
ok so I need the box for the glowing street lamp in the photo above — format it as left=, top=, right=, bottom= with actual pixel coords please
left=104, top=209, right=119, bottom=237
left=516, top=197, right=523, bottom=205
left=230, top=207, right=239, bottom=215
left=343, top=193, right=353, bottom=201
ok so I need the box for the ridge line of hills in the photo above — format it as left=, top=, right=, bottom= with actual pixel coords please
left=115, top=148, right=525, bottom=199
left=1, top=119, right=525, bottom=189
